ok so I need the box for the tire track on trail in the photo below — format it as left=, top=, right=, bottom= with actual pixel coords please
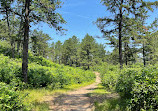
left=47, top=72, right=101, bottom=111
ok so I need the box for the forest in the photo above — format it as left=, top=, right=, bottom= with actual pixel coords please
left=0, top=0, right=158, bottom=111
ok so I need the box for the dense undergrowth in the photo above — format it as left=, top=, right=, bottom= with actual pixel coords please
left=96, top=63, right=158, bottom=111
left=0, top=82, right=30, bottom=111
left=1, top=40, right=157, bottom=111
left=0, top=52, right=95, bottom=110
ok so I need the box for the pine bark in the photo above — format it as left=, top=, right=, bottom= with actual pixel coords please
left=22, top=0, right=30, bottom=83
left=143, top=43, right=146, bottom=67
left=125, top=42, right=128, bottom=66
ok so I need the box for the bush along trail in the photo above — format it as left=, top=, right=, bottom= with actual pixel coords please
left=45, top=72, right=101, bottom=111
left=90, top=63, right=158, bottom=111
left=0, top=54, right=96, bottom=111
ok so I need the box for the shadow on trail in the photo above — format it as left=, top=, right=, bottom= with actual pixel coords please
left=88, top=91, right=128, bottom=111
left=49, top=93, right=93, bottom=111
left=47, top=72, right=101, bottom=111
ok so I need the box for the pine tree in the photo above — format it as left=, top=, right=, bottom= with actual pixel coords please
left=30, top=30, right=52, bottom=57
left=62, top=36, right=79, bottom=66
left=96, top=0, right=153, bottom=69
left=55, top=41, right=62, bottom=64
left=79, top=34, right=96, bottom=70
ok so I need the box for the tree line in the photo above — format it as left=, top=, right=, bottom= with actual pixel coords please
left=49, top=34, right=106, bottom=69
left=0, top=24, right=106, bottom=70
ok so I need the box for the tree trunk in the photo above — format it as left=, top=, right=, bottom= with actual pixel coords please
left=88, top=65, right=90, bottom=70
left=22, top=0, right=30, bottom=83
left=17, top=41, right=20, bottom=57
left=119, top=0, right=123, bottom=69
left=125, top=42, right=128, bottom=66
left=143, top=43, right=146, bottom=67
left=87, top=49, right=90, bottom=70
left=13, top=41, right=15, bottom=57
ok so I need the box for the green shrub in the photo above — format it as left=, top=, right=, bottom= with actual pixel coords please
left=101, top=70, right=119, bottom=91
left=47, top=67, right=95, bottom=89
left=0, top=82, right=30, bottom=111
left=116, top=69, right=138, bottom=98
left=0, top=55, right=22, bottom=84
left=0, top=41, right=12, bottom=57
left=28, top=52, right=60, bottom=68
left=116, top=67, right=158, bottom=110
left=28, top=64, right=53, bottom=87
left=99, top=63, right=119, bottom=91
left=0, top=41, right=20, bottom=58
left=0, top=54, right=95, bottom=89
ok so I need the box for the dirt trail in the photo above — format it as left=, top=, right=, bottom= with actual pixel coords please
left=47, top=72, right=101, bottom=111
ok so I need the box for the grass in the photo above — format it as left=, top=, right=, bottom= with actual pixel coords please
left=31, top=102, right=49, bottom=111
left=88, top=84, right=128, bottom=111
left=94, top=98, right=129, bottom=111
left=21, top=80, right=95, bottom=111
left=89, top=84, right=111, bottom=95
left=65, top=80, right=95, bottom=89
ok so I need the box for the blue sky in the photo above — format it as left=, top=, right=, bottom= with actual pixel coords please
left=33, top=0, right=108, bottom=48
left=32, top=0, right=158, bottom=52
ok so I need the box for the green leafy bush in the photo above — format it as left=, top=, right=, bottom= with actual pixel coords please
left=0, top=41, right=12, bottom=57
left=28, top=64, right=53, bottom=87
left=0, top=54, right=95, bottom=89
left=99, top=63, right=119, bottom=91
left=101, top=70, right=118, bottom=91
left=0, top=41, right=20, bottom=58
left=116, top=67, right=158, bottom=110
left=116, top=69, right=138, bottom=98
left=0, top=82, right=30, bottom=111
left=28, top=52, right=60, bottom=68
left=47, top=67, right=95, bottom=89
left=0, top=55, right=22, bottom=84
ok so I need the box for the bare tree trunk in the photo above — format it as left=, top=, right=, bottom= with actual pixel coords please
left=13, top=41, right=15, bottom=57
left=17, top=41, right=20, bottom=57
left=125, top=42, right=128, bottom=66
left=143, top=43, right=146, bottom=67
left=22, top=0, right=30, bottom=83
left=119, top=0, right=123, bottom=69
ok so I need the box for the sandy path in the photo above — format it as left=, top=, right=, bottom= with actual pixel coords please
left=47, top=72, right=101, bottom=111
